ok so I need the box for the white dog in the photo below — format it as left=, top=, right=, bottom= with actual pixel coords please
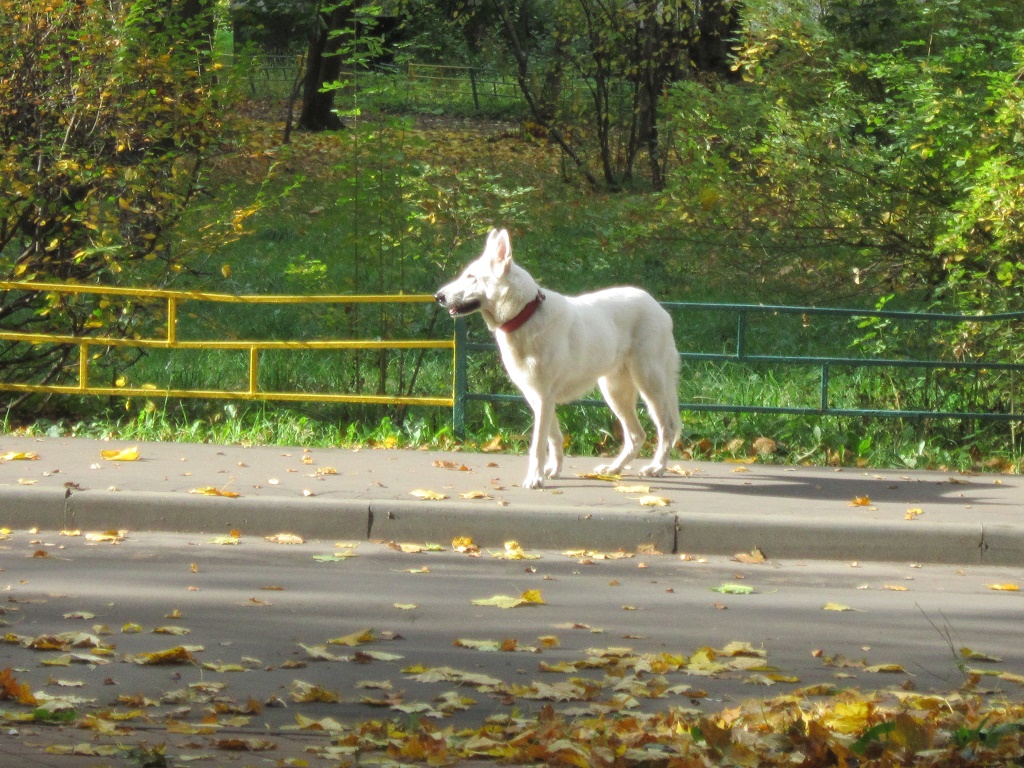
left=435, top=228, right=681, bottom=489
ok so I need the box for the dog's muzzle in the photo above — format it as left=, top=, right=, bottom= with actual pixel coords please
left=435, top=292, right=480, bottom=317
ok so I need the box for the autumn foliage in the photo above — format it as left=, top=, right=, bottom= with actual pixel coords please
left=0, top=0, right=250, bottom=404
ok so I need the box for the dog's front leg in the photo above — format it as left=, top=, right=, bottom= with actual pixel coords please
left=523, top=398, right=556, bottom=489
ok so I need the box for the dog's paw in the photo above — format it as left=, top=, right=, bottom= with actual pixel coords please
left=522, top=471, right=546, bottom=489
left=638, top=464, right=666, bottom=478
left=543, top=463, right=561, bottom=479
left=593, top=463, right=621, bottom=476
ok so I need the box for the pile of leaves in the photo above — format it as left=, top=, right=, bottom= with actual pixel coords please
left=4, top=660, right=1024, bottom=766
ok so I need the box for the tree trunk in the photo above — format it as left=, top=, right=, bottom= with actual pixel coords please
left=692, top=0, right=743, bottom=77
left=298, top=4, right=352, bottom=132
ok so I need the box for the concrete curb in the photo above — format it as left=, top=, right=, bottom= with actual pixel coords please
left=4, top=484, right=1021, bottom=565
left=368, top=500, right=678, bottom=553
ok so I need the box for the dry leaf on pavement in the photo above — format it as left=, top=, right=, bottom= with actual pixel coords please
left=191, top=486, right=241, bottom=498
left=409, top=488, right=447, bottom=500
left=471, top=589, right=545, bottom=609
left=265, top=533, right=304, bottom=545
left=100, top=446, right=139, bottom=461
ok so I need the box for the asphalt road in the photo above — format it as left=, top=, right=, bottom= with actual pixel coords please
left=1, top=528, right=1023, bottom=765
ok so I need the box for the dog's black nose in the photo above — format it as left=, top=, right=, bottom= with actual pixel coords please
left=434, top=291, right=446, bottom=305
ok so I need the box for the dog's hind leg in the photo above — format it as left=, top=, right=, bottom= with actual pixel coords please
left=638, top=389, right=681, bottom=477
left=545, top=418, right=564, bottom=479
left=594, top=371, right=645, bottom=476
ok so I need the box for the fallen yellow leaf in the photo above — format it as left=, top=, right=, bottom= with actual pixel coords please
left=128, top=645, right=202, bottom=665
left=433, top=460, right=471, bottom=471
left=849, top=496, right=871, bottom=507
left=208, top=534, right=241, bottom=545
left=638, top=494, right=671, bottom=507
left=615, top=484, right=650, bottom=494
left=472, top=589, right=545, bottom=609
left=905, top=507, right=924, bottom=520
left=265, top=533, right=304, bottom=545
left=985, top=583, right=1020, bottom=591
left=409, top=489, right=447, bottom=500
left=733, top=547, right=767, bottom=564
left=328, top=629, right=375, bottom=647
left=85, top=530, right=126, bottom=544
left=190, top=486, right=241, bottom=498
left=100, top=446, right=139, bottom=461
left=0, top=451, right=39, bottom=461
left=822, top=602, right=856, bottom=612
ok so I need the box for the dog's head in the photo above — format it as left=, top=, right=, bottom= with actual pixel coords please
left=435, top=228, right=515, bottom=320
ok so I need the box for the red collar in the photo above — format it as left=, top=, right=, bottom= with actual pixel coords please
left=498, top=290, right=545, bottom=333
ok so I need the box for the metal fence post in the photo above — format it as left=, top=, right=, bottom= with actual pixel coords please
left=453, top=316, right=468, bottom=440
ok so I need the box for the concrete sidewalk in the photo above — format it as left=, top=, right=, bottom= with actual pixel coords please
left=1, top=434, right=1022, bottom=565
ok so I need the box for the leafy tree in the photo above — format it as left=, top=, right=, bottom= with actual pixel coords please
left=0, top=0, right=248, bottom=408
left=660, top=0, right=1023, bottom=305
left=491, top=0, right=742, bottom=190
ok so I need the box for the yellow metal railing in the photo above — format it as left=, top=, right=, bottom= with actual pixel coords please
left=0, top=281, right=454, bottom=407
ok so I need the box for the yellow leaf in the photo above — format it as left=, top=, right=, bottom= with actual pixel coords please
left=864, top=663, right=908, bottom=673
left=433, top=459, right=471, bottom=471
left=615, top=484, right=650, bottom=494
left=100, top=446, right=139, bottom=461
left=128, top=646, right=201, bottom=665
left=905, top=507, right=924, bottom=520
left=481, top=435, right=503, bottom=452
left=208, top=534, right=241, bottom=544
left=493, top=540, right=540, bottom=560
left=393, top=603, right=417, bottom=610
left=472, top=589, right=545, bottom=609
left=733, top=547, right=767, bottom=564
left=960, top=647, right=1002, bottom=662
left=290, top=680, right=340, bottom=703
left=221, top=264, right=231, bottom=278
left=452, top=536, right=479, bottom=553
left=823, top=602, right=857, bottom=612
left=265, top=533, right=304, bottom=545
left=638, top=494, right=671, bottom=507
left=459, top=490, right=490, bottom=499
left=85, top=530, right=126, bottom=544
left=985, top=583, right=1020, bottom=591
left=575, top=472, right=620, bottom=481
left=849, top=496, right=871, bottom=507
left=409, top=489, right=447, bottom=500
left=190, top=487, right=241, bottom=498
left=152, top=626, right=190, bottom=636
left=0, top=451, right=40, bottom=461
left=824, top=699, right=873, bottom=734
left=328, top=629, right=374, bottom=647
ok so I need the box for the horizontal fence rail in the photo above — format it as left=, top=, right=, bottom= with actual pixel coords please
left=0, top=282, right=453, bottom=408
left=452, top=302, right=1024, bottom=437
left=4, top=282, right=1024, bottom=434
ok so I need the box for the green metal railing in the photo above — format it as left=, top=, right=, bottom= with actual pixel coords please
left=452, top=303, right=1024, bottom=438
left=4, top=281, right=1023, bottom=435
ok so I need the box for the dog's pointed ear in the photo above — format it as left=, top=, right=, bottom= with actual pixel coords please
left=490, top=229, right=512, bottom=275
